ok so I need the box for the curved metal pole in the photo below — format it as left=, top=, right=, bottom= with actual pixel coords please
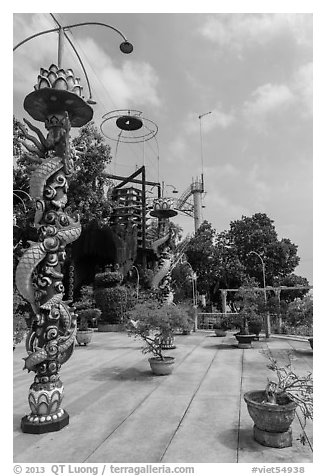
left=13, top=27, right=60, bottom=51
left=13, top=21, right=130, bottom=51
left=248, top=250, right=270, bottom=338
left=14, top=18, right=133, bottom=103
left=49, top=14, right=95, bottom=103
left=62, top=30, right=95, bottom=103
left=61, top=22, right=128, bottom=42
left=181, top=260, right=198, bottom=331
left=249, top=250, right=266, bottom=302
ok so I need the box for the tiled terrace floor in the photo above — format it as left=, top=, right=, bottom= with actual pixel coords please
left=13, top=330, right=313, bottom=463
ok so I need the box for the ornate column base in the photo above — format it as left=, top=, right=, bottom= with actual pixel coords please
left=21, top=409, right=69, bottom=434
left=21, top=376, right=70, bottom=433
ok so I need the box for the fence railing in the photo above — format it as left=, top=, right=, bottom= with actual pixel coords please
left=197, top=312, right=239, bottom=329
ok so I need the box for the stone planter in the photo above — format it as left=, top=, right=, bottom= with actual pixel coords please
left=244, top=390, right=297, bottom=448
left=148, top=356, right=175, bottom=375
left=235, top=333, right=256, bottom=348
left=76, top=329, right=93, bottom=346
left=214, top=328, right=227, bottom=337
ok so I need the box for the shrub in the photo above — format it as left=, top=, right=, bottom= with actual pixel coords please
left=285, top=295, right=313, bottom=329
left=94, top=271, right=123, bottom=288
left=74, top=285, right=101, bottom=330
left=94, top=286, right=135, bottom=324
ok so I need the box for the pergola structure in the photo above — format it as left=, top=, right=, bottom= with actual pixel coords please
left=220, top=286, right=313, bottom=313
left=220, top=285, right=312, bottom=337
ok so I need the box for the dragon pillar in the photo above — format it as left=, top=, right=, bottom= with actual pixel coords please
left=15, top=64, right=93, bottom=433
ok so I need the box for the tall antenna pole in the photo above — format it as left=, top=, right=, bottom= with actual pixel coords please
left=198, top=111, right=211, bottom=192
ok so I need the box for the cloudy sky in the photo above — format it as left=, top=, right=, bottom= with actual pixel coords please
left=13, top=10, right=313, bottom=283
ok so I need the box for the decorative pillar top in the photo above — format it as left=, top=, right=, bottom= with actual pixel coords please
left=23, top=64, right=93, bottom=127
left=150, top=197, right=178, bottom=219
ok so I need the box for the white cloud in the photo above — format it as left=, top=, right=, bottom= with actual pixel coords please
left=13, top=14, right=161, bottom=111
left=292, top=62, right=313, bottom=118
left=242, top=61, right=312, bottom=130
left=242, top=83, right=295, bottom=131
left=69, top=37, right=161, bottom=110
left=199, top=13, right=312, bottom=51
left=205, top=163, right=238, bottom=178
left=209, top=107, right=235, bottom=130
left=204, top=189, right=250, bottom=224
left=13, top=14, right=59, bottom=95
left=184, top=104, right=235, bottom=136
left=167, top=136, right=187, bottom=163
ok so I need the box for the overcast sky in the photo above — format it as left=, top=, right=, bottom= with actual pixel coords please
left=13, top=11, right=313, bottom=283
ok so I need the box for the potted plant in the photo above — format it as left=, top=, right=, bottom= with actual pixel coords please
left=167, top=302, right=195, bottom=336
left=233, top=286, right=259, bottom=348
left=126, top=300, right=178, bottom=375
left=248, top=314, right=263, bottom=340
left=213, top=315, right=229, bottom=337
left=75, top=286, right=101, bottom=346
left=244, top=350, right=313, bottom=448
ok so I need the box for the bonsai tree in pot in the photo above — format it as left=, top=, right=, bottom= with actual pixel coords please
left=170, top=302, right=195, bottom=336
left=213, top=315, right=229, bottom=337
left=126, top=299, right=179, bottom=375
left=234, top=284, right=260, bottom=348
left=248, top=314, right=264, bottom=340
left=178, top=303, right=196, bottom=335
left=244, top=349, right=313, bottom=448
left=74, top=286, right=101, bottom=346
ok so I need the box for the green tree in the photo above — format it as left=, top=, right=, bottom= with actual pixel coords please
left=13, top=117, right=36, bottom=260
left=286, top=294, right=313, bottom=328
left=273, top=273, right=311, bottom=302
left=68, top=121, right=112, bottom=225
left=212, top=231, right=247, bottom=309
left=171, top=262, right=194, bottom=302
left=226, top=213, right=301, bottom=286
left=185, top=221, right=219, bottom=300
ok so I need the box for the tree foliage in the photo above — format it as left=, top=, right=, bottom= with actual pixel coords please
left=183, top=213, right=308, bottom=309
left=185, top=221, right=218, bottom=298
left=227, top=213, right=300, bottom=286
left=68, top=122, right=112, bottom=225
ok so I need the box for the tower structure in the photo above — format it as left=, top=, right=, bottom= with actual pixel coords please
left=191, top=177, right=204, bottom=232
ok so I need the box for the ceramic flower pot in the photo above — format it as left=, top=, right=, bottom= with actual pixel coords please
left=244, top=390, right=297, bottom=448
left=76, top=329, right=93, bottom=346
left=148, top=356, right=175, bottom=375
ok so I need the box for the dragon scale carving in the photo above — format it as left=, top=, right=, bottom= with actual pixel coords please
left=16, top=90, right=88, bottom=432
